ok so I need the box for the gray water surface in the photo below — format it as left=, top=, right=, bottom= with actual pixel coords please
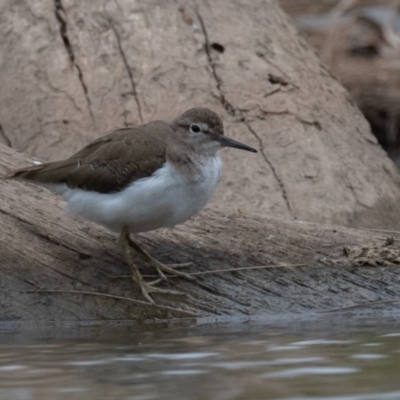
left=1, top=313, right=400, bottom=400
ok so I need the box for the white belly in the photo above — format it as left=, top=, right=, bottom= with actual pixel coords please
left=48, top=157, right=222, bottom=233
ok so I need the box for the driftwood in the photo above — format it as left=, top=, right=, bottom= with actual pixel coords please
left=2, top=144, right=400, bottom=321
left=1, top=0, right=400, bottom=229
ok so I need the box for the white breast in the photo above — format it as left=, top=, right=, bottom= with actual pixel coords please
left=48, top=155, right=222, bottom=233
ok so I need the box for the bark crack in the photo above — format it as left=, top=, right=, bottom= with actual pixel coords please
left=0, top=123, right=11, bottom=147
left=109, top=20, right=144, bottom=124
left=243, top=121, right=294, bottom=217
left=54, top=0, right=95, bottom=126
left=195, top=9, right=294, bottom=217
left=195, top=10, right=235, bottom=115
left=39, top=71, right=84, bottom=114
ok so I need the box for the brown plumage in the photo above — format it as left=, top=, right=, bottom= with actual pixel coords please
left=10, top=121, right=173, bottom=194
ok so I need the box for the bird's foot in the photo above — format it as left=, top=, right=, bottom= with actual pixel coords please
left=120, top=231, right=194, bottom=303
left=137, top=279, right=184, bottom=304
left=126, top=235, right=194, bottom=282
left=151, top=261, right=194, bottom=282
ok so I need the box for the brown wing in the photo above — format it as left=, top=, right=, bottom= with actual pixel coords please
left=9, top=121, right=171, bottom=193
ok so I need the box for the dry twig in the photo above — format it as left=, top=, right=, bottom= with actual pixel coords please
left=111, top=263, right=307, bottom=279
left=23, top=290, right=197, bottom=317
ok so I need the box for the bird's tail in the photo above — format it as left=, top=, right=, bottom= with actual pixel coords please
left=4, top=163, right=47, bottom=182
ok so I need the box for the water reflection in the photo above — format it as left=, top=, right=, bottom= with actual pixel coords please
left=0, top=319, right=400, bottom=399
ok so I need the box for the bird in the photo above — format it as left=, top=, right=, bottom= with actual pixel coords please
left=7, top=107, right=258, bottom=303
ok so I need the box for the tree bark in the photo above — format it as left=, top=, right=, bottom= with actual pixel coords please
left=2, top=144, right=400, bottom=321
left=1, top=0, right=400, bottom=228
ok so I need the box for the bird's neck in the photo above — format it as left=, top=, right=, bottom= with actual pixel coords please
left=167, top=143, right=221, bottom=183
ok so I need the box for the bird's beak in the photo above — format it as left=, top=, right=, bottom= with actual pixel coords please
left=218, top=135, right=258, bottom=153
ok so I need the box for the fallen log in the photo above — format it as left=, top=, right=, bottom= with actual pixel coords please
left=2, top=144, right=400, bottom=321
left=1, top=0, right=400, bottom=228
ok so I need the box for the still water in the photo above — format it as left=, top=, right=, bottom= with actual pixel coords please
left=1, top=312, right=400, bottom=400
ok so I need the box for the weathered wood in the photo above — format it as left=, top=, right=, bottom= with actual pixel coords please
left=1, top=0, right=400, bottom=228
left=2, top=144, right=400, bottom=321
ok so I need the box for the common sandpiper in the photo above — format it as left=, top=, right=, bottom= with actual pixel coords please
left=8, top=108, right=258, bottom=303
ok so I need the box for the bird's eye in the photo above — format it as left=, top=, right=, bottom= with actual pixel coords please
left=190, top=124, right=201, bottom=134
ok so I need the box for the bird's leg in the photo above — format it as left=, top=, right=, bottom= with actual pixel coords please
left=118, top=226, right=182, bottom=304
left=126, top=235, right=194, bottom=282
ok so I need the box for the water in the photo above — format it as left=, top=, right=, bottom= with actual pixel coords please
left=1, top=314, right=400, bottom=400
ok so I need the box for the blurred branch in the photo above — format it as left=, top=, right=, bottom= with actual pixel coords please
left=322, top=0, right=357, bottom=63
